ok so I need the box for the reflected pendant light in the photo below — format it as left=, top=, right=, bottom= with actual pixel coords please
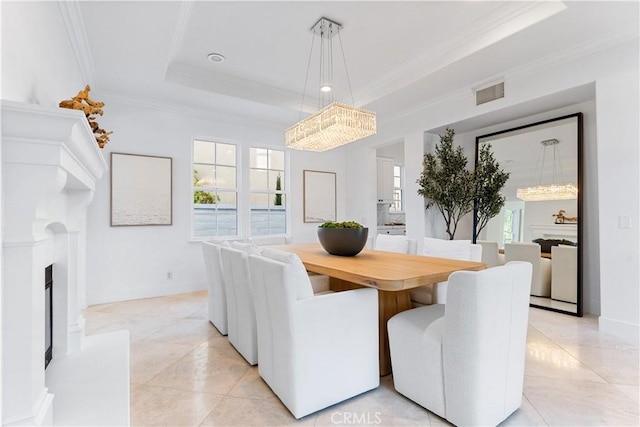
left=285, top=17, right=376, bottom=152
left=516, top=139, right=578, bottom=201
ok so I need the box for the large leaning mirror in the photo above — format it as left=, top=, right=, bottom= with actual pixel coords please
left=474, top=113, right=583, bottom=316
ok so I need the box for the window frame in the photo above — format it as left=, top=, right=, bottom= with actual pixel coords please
left=248, top=146, right=288, bottom=237
left=190, top=138, right=240, bottom=240
left=389, top=164, right=404, bottom=213
left=189, top=139, right=290, bottom=241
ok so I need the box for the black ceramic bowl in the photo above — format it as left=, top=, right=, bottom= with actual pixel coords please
left=317, top=227, right=369, bottom=257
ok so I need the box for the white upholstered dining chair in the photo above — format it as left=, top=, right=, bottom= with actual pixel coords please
left=201, top=241, right=228, bottom=335
left=248, top=235, right=291, bottom=246
left=374, top=234, right=417, bottom=254
left=477, top=240, right=505, bottom=268
left=247, top=234, right=331, bottom=294
left=247, top=250, right=379, bottom=419
left=504, top=242, right=551, bottom=297
left=220, top=245, right=260, bottom=365
left=260, top=248, right=332, bottom=295
left=411, top=237, right=482, bottom=305
left=388, top=261, right=533, bottom=426
left=551, top=245, right=578, bottom=303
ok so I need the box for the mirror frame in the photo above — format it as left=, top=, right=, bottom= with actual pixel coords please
left=473, top=113, right=583, bottom=317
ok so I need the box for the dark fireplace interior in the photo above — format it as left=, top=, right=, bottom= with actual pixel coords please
left=45, top=264, right=53, bottom=369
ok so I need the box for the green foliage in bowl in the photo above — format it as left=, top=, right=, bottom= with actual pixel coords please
left=319, top=221, right=364, bottom=229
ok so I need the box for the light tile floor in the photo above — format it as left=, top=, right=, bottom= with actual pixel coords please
left=84, top=291, right=639, bottom=426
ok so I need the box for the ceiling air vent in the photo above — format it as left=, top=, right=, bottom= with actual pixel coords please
left=475, top=82, right=504, bottom=106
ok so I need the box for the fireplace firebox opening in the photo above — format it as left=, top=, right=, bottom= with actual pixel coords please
left=45, top=264, right=53, bottom=369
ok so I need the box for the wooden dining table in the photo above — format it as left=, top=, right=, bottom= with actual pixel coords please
left=273, top=243, right=486, bottom=375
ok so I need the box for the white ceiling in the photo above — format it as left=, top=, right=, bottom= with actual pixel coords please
left=77, top=1, right=638, bottom=128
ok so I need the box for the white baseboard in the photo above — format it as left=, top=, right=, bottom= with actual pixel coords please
left=33, top=391, right=54, bottom=426
left=5, top=389, right=53, bottom=426
left=87, top=280, right=206, bottom=305
left=67, top=316, right=84, bottom=354
left=599, top=316, right=640, bottom=345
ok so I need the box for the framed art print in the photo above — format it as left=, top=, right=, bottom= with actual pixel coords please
left=110, top=152, right=172, bottom=226
left=303, top=170, right=336, bottom=223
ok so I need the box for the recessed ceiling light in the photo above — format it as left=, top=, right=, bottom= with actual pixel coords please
left=207, top=53, right=225, bottom=63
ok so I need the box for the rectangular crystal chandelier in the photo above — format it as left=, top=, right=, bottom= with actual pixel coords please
left=516, top=183, right=578, bottom=202
left=516, top=138, right=577, bottom=201
left=285, top=102, right=376, bottom=152
left=286, top=17, right=377, bottom=152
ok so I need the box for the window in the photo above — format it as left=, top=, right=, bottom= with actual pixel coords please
left=502, top=208, right=523, bottom=244
left=389, top=165, right=403, bottom=212
left=192, top=140, right=238, bottom=238
left=503, top=209, right=514, bottom=244
left=191, top=141, right=287, bottom=240
left=250, top=148, right=286, bottom=235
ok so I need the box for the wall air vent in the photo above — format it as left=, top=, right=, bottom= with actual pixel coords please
left=475, top=82, right=504, bottom=106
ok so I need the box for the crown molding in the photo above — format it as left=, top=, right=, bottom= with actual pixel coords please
left=164, top=1, right=193, bottom=71
left=57, top=0, right=97, bottom=87
left=95, top=89, right=287, bottom=131
left=355, top=1, right=566, bottom=106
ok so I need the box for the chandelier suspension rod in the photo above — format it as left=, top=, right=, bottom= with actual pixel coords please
left=319, top=27, right=324, bottom=109
left=538, top=145, right=547, bottom=185
left=337, top=30, right=355, bottom=106
left=329, top=24, right=340, bottom=103
left=298, top=30, right=316, bottom=122
left=328, top=22, right=334, bottom=103
left=553, top=144, right=567, bottom=184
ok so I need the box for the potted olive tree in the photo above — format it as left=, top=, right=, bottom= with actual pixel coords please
left=417, top=128, right=508, bottom=240
left=417, top=128, right=475, bottom=240
left=474, top=143, right=510, bottom=241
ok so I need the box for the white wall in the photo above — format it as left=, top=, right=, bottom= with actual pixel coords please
left=0, top=5, right=3, bottom=418
left=345, top=39, right=638, bottom=341
left=403, top=132, right=427, bottom=252
left=376, top=142, right=404, bottom=165
left=595, top=63, right=640, bottom=342
left=344, top=144, right=377, bottom=233
left=84, top=99, right=346, bottom=303
left=1, top=2, right=84, bottom=105
left=289, top=149, right=348, bottom=243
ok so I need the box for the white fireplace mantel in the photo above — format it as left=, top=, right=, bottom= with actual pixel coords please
left=530, top=223, right=578, bottom=241
left=2, top=100, right=108, bottom=425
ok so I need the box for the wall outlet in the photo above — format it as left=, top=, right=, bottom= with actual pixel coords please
left=167, top=271, right=172, bottom=280
left=618, top=216, right=632, bottom=229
